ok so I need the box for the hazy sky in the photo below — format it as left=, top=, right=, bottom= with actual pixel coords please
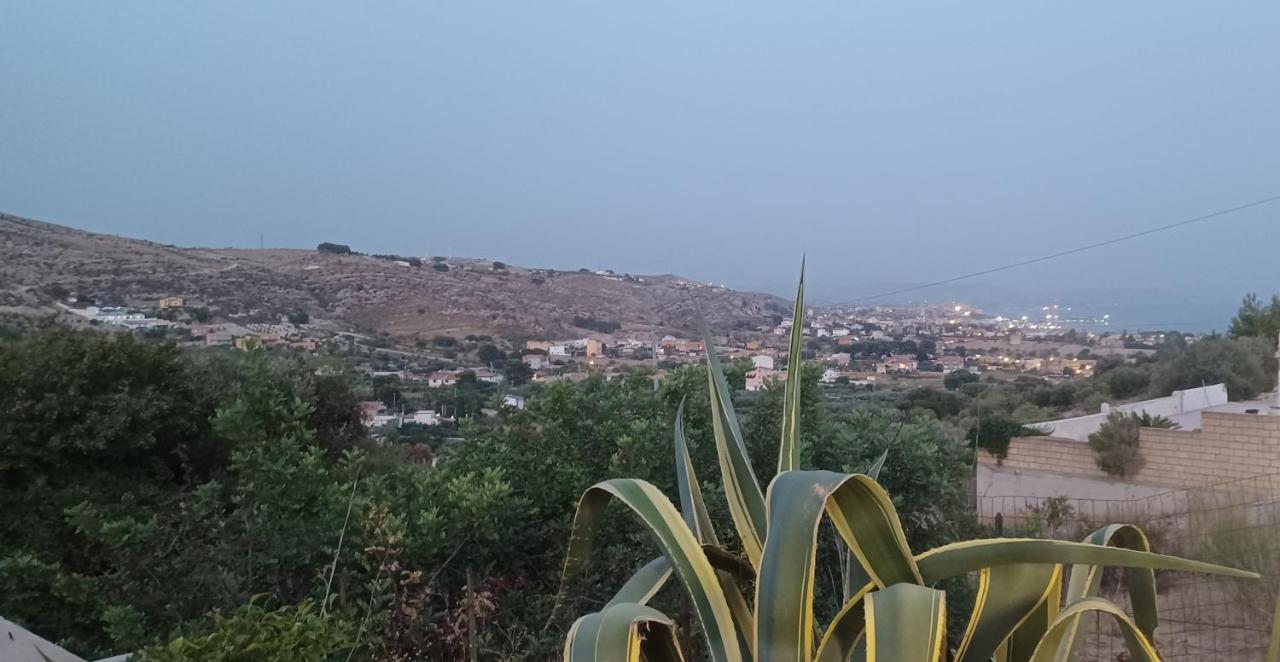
left=3, top=2, right=1278, bottom=305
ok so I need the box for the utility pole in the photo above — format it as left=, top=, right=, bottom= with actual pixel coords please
left=1273, top=332, right=1280, bottom=413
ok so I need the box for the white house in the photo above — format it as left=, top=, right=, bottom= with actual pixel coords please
left=502, top=394, right=527, bottom=409
left=819, top=368, right=842, bottom=384
left=751, top=354, right=775, bottom=371
left=746, top=368, right=781, bottom=392
left=522, top=354, right=549, bottom=370
left=550, top=344, right=571, bottom=357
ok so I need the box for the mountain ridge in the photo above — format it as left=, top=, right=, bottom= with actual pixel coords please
left=0, top=213, right=789, bottom=339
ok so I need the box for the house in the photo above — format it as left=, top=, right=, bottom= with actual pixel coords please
left=522, top=354, right=549, bottom=370
left=549, top=344, right=572, bottom=357
left=159, top=296, right=185, bottom=309
left=745, top=368, right=782, bottom=392
left=502, top=394, right=527, bottom=409
left=474, top=369, right=505, bottom=384
left=819, top=368, right=842, bottom=384
left=877, top=354, right=919, bottom=374
left=585, top=338, right=605, bottom=358
left=526, top=340, right=552, bottom=352
left=358, top=401, right=385, bottom=424
left=428, top=371, right=459, bottom=388
left=831, top=328, right=851, bottom=338
left=751, top=354, right=775, bottom=371
left=937, top=355, right=966, bottom=373
left=829, top=352, right=852, bottom=367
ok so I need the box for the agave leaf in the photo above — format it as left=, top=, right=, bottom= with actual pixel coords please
left=756, top=471, right=921, bottom=661
left=1028, top=597, right=1159, bottom=662
left=1052, top=524, right=1157, bottom=661
left=823, top=474, right=922, bottom=588
left=841, top=450, right=890, bottom=602
left=702, top=326, right=767, bottom=566
left=607, top=556, right=673, bottom=608
left=916, top=538, right=1259, bottom=583
left=564, top=603, right=686, bottom=662
left=954, top=564, right=1061, bottom=662
left=1005, top=570, right=1061, bottom=662
left=674, top=397, right=718, bottom=545
left=864, top=583, right=948, bottom=662
left=778, top=258, right=806, bottom=474
left=556, top=479, right=742, bottom=662
left=675, top=395, right=755, bottom=656
left=814, top=584, right=874, bottom=662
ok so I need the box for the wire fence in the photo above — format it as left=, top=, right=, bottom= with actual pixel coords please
left=977, top=473, right=1280, bottom=661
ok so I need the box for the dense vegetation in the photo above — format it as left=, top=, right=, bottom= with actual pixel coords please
left=0, top=327, right=975, bottom=660
left=1, top=292, right=1276, bottom=659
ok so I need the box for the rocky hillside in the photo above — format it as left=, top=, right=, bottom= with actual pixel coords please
left=0, top=213, right=788, bottom=339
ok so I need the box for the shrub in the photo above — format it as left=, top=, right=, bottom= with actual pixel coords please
left=943, top=369, right=979, bottom=390
left=1088, top=410, right=1178, bottom=477
left=316, top=242, right=351, bottom=255
left=1107, top=366, right=1150, bottom=399
left=138, top=599, right=355, bottom=661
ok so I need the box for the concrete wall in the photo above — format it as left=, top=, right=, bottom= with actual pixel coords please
left=978, top=411, right=1280, bottom=517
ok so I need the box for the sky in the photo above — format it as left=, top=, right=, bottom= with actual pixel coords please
left=3, top=1, right=1279, bottom=314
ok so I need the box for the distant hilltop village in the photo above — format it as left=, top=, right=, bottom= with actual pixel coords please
left=49, top=286, right=1193, bottom=399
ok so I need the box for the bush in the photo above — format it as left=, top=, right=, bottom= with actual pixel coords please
left=138, top=599, right=355, bottom=661
left=287, top=310, right=310, bottom=325
left=432, top=263, right=449, bottom=272
left=1150, top=336, right=1276, bottom=400
left=967, top=415, right=1045, bottom=459
left=316, top=242, right=352, bottom=255
left=1107, top=366, right=1150, bottom=399
left=1088, top=411, right=1178, bottom=477
left=943, top=369, right=979, bottom=390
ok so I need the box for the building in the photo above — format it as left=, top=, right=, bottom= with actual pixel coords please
left=1034, top=384, right=1230, bottom=441
left=751, top=354, right=775, bottom=371
left=474, top=369, right=505, bottom=384
left=428, top=371, right=459, bottom=388
left=877, top=354, right=919, bottom=374
left=522, top=354, right=549, bottom=370
left=828, top=352, right=852, bottom=367
left=937, top=355, right=966, bottom=373
left=585, top=338, right=604, bottom=358
left=819, top=368, right=842, bottom=383
left=549, top=344, right=571, bottom=357
left=746, top=368, right=781, bottom=392
left=526, top=340, right=552, bottom=352
left=158, top=296, right=185, bottom=309
left=502, top=394, right=527, bottom=409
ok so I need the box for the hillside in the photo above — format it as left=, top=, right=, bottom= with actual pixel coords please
left=0, top=213, right=788, bottom=339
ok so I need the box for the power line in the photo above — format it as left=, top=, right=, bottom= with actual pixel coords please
left=831, top=192, right=1280, bottom=305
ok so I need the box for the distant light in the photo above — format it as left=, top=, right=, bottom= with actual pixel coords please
left=954, top=305, right=962, bottom=312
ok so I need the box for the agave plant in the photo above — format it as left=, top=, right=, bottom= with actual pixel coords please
left=554, top=265, right=1261, bottom=662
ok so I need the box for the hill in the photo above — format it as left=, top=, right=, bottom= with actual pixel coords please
left=0, top=213, right=788, bottom=339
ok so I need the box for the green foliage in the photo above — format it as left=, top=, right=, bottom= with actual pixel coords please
left=317, top=242, right=352, bottom=255
left=1107, top=365, right=1150, bottom=399
left=1087, top=411, right=1178, bottom=477
left=288, top=310, right=310, bottom=325
left=943, top=369, right=979, bottom=390
left=476, top=343, right=505, bottom=364
left=1230, top=293, right=1280, bottom=341
left=967, top=415, right=1045, bottom=459
left=1150, top=335, right=1276, bottom=400
left=137, top=599, right=355, bottom=662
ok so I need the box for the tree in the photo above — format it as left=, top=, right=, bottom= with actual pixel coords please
left=1150, top=336, right=1276, bottom=400
left=316, top=242, right=352, bottom=255
left=1230, top=293, right=1280, bottom=341
left=1088, top=410, right=1178, bottom=477
left=287, top=310, right=310, bottom=325
left=477, top=343, right=504, bottom=364
left=967, top=415, right=1045, bottom=459
left=1107, top=365, right=1150, bottom=399
left=943, top=369, right=979, bottom=390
